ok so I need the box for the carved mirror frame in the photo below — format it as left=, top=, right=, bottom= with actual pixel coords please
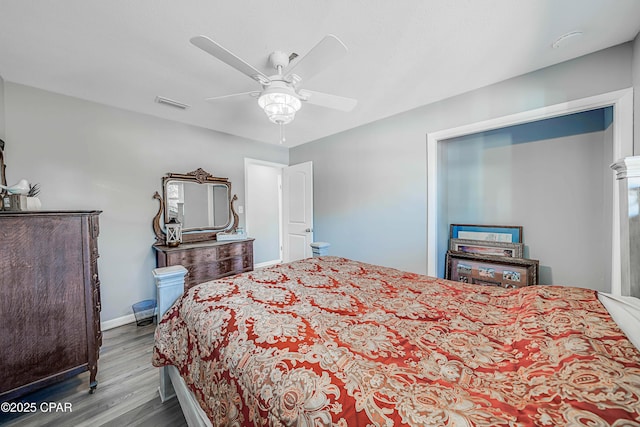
left=152, top=168, right=239, bottom=244
left=0, top=139, right=7, bottom=196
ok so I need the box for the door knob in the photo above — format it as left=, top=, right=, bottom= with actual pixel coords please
left=305, top=228, right=313, bottom=232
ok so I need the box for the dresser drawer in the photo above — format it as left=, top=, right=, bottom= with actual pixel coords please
left=156, top=239, right=255, bottom=291
left=188, top=259, right=233, bottom=283
left=166, top=241, right=252, bottom=265
left=217, top=241, right=251, bottom=258
left=240, top=253, right=253, bottom=269
left=185, top=256, right=251, bottom=288
left=165, top=246, right=217, bottom=266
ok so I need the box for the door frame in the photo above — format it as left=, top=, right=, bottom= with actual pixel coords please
left=426, top=88, right=633, bottom=295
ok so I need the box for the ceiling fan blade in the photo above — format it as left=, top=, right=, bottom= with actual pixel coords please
left=298, top=89, right=357, bottom=112
left=191, top=36, right=271, bottom=84
left=284, top=34, right=347, bottom=82
left=205, top=91, right=260, bottom=101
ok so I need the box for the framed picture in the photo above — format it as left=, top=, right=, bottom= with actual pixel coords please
left=450, top=224, right=523, bottom=243
left=449, top=238, right=524, bottom=258
left=445, top=250, right=539, bottom=288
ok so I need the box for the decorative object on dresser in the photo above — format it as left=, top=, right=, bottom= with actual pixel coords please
left=0, top=177, right=29, bottom=195
left=1, top=182, right=42, bottom=211
left=0, top=142, right=42, bottom=212
left=0, top=211, right=102, bottom=402
left=2, top=193, right=26, bottom=211
left=164, top=218, right=182, bottom=247
left=216, top=226, right=247, bottom=241
left=152, top=168, right=253, bottom=290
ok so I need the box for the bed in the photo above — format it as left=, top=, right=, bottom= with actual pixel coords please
left=152, top=256, right=640, bottom=426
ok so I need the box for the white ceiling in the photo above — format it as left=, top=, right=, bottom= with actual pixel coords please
left=1, top=1, right=639, bottom=147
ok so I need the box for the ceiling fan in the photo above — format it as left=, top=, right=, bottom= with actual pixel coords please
left=190, top=34, right=357, bottom=143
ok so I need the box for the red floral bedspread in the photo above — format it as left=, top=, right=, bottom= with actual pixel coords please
left=152, top=256, right=640, bottom=426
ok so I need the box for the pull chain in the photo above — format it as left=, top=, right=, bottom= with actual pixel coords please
left=279, top=122, right=286, bottom=144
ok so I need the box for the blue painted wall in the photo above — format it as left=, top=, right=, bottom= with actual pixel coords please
left=454, top=107, right=612, bottom=145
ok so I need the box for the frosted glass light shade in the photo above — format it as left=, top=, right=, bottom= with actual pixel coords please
left=258, top=91, right=301, bottom=124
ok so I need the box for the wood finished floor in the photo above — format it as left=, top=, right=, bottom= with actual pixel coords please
left=0, top=322, right=187, bottom=427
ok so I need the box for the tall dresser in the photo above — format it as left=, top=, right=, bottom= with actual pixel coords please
left=0, top=211, right=102, bottom=401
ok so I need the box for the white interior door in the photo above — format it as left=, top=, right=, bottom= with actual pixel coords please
left=283, top=161, right=313, bottom=262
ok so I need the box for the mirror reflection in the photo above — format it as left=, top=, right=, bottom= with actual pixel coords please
left=165, top=181, right=231, bottom=230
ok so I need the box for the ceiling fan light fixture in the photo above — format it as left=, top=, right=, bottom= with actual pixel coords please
left=191, top=33, right=357, bottom=140
left=258, top=87, right=301, bottom=124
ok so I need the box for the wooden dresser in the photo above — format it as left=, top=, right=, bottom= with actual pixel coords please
left=154, top=238, right=254, bottom=291
left=0, top=211, right=102, bottom=401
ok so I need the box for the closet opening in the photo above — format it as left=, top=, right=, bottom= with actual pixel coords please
left=426, top=89, right=633, bottom=294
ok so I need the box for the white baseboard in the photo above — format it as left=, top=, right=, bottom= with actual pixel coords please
left=254, top=259, right=281, bottom=269
left=101, top=307, right=159, bottom=331
left=101, top=314, right=136, bottom=331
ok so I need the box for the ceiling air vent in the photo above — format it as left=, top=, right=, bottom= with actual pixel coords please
left=155, top=96, right=190, bottom=110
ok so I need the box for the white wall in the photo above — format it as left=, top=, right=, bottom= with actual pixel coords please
left=3, top=82, right=288, bottom=323
left=0, top=74, right=4, bottom=140
left=291, top=43, right=634, bottom=277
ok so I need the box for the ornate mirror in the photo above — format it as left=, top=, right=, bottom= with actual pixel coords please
left=152, top=168, right=239, bottom=244
left=0, top=139, right=7, bottom=194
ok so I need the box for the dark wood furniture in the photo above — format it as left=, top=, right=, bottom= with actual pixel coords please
left=154, top=239, right=254, bottom=291
left=0, top=211, right=102, bottom=402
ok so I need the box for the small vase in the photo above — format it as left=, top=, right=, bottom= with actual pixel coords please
left=26, top=196, right=42, bottom=211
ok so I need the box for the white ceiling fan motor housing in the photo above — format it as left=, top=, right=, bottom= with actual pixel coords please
left=269, top=51, right=290, bottom=71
